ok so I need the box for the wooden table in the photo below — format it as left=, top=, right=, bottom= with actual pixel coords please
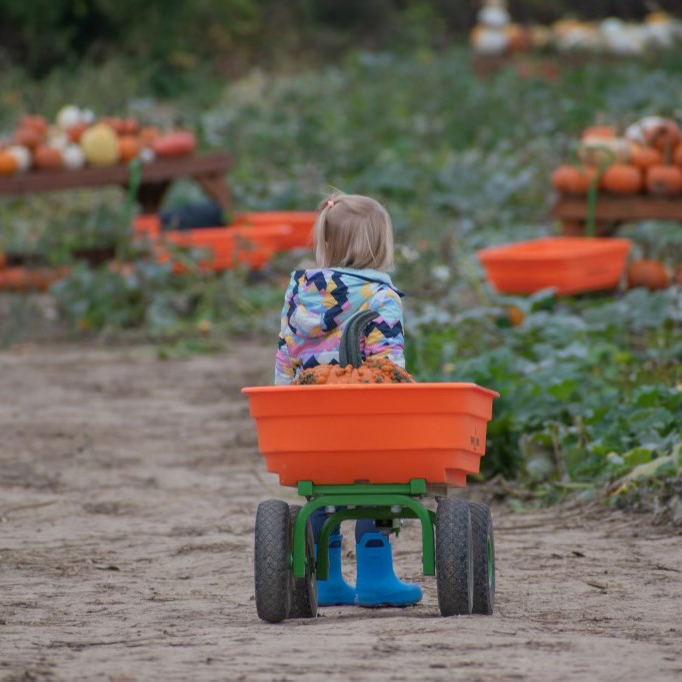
left=0, top=152, right=232, bottom=213
left=553, top=195, right=682, bottom=236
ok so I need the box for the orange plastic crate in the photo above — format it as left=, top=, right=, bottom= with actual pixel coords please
left=242, top=383, right=498, bottom=487
left=477, top=237, right=631, bottom=295
left=0, top=265, right=70, bottom=291
left=133, top=215, right=291, bottom=270
left=233, top=212, right=316, bottom=250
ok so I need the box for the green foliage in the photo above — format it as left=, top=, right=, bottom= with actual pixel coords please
left=407, top=288, right=682, bottom=483
left=2, top=43, right=682, bottom=501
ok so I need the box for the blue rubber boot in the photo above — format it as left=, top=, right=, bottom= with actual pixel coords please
left=355, top=532, right=422, bottom=607
left=315, top=534, right=356, bottom=606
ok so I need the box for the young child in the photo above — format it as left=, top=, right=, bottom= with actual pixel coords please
left=274, top=192, right=422, bottom=608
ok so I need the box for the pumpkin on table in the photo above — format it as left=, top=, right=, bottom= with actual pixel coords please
left=551, top=165, right=599, bottom=194
left=80, top=123, right=120, bottom=166
left=0, top=151, right=19, bottom=176
left=293, top=310, right=415, bottom=385
left=601, top=164, right=642, bottom=194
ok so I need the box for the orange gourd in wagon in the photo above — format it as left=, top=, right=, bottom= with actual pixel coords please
left=294, top=311, right=414, bottom=385
left=0, top=151, right=19, bottom=175
left=601, top=164, right=642, bottom=194
left=627, top=260, right=670, bottom=290
left=646, top=164, right=682, bottom=196
left=551, top=165, right=598, bottom=194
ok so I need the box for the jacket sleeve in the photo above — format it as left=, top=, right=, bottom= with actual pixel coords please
left=363, top=288, right=406, bottom=368
left=274, top=275, right=298, bottom=385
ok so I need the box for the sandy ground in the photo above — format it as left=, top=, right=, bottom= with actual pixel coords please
left=0, top=344, right=681, bottom=682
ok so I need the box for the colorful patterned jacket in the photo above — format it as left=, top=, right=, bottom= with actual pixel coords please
left=274, top=267, right=405, bottom=385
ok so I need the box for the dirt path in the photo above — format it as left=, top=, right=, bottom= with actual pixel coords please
left=0, top=345, right=680, bottom=682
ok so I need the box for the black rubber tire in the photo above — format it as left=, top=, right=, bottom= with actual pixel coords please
left=288, top=505, right=318, bottom=619
left=254, top=499, right=293, bottom=623
left=470, top=503, right=495, bottom=615
left=436, top=497, right=473, bottom=617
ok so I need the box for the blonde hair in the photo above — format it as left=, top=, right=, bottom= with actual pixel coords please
left=313, top=192, right=394, bottom=271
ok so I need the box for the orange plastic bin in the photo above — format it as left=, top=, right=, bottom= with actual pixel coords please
left=242, top=383, right=499, bottom=487
left=477, top=237, right=631, bottom=295
left=133, top=215, right=292, bottom=270
left=233, top=212, right=316, bottom=250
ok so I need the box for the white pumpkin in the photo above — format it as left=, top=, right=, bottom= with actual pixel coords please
left=478, top=4, right=509, bottom=29
left=62, top=144, right=85, bottom=170
left=471, top=26, right=508, bottom=55
left=81, top=109, right=96, bottom=125
left=139, top=147, right=156, bottom=164
left=56, top=105, right=82, bottom=130
left=5, top=145, right=31, bottom=172
left=625, top=116, right=668, bottom=145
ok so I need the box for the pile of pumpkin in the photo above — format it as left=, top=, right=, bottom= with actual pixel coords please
left=293, top=311, right=415, bottom=385
left=0, top=105, right=196, bottom=176
left=472, top=1, right=681, bottom=57
left=552, top=116, right=682, bottom=197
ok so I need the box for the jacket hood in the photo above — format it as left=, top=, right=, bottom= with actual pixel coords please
left=289, top=268, right=401, bottom=340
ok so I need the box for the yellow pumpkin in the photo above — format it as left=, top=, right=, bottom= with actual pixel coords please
left=80, top=123, right=120, bottom=166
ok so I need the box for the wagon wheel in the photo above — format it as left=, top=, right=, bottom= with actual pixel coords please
left=435, top=497, right=473, bottom=617
left=254, top=499, right=293, bottom=623
left=288, top=505, right=318, bottom=619
left=470, top=503, right=495, bottom=615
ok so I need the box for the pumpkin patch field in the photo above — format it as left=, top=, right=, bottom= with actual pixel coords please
left=1, top=35, right=682, bottom=682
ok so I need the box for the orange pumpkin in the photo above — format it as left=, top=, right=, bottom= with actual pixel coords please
left=673, top=144, right=682, bottom=169
left=19, top=115, right=48, bottom=137
left=33, top=145, right=63, bottom=171
left=118, top=135, right=140, bottom=162
left=0, top=151, right=19, bottom=176
left=13, top=126, right=43, bottom=150
left=601, top=164, right=642, bottom=194
left=551, top=165, right=599, bottom=194
left=121, top=118, right=139, bottom=135
left=629, top=145, right=662, bottom=170
left=581, top=126, right=616, bottom=140
left=627, top=260, right=670, bottom=290
left=644, top=119, right=682, bottom=153
left=294, top=311, right=415, bottom=385
left=646, top=165, right=682, bottom=196
left=138, top=127, right=159, bottom=146
left=101, top=117, right=127, bottom=135
left=153, top=131, right=196, bottom=157
left=67, top=122, right=89, bottom=143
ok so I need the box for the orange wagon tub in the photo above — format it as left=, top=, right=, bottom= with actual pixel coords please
left=243, top=382, right=498, bottom=487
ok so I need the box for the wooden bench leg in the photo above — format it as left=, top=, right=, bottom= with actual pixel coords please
left=196, top=173, right=232, bottom=215
left=135, top=181, right=171, bottom=214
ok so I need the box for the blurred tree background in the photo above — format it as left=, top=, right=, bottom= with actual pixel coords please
left=1, top=1, right=681, bottom=85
